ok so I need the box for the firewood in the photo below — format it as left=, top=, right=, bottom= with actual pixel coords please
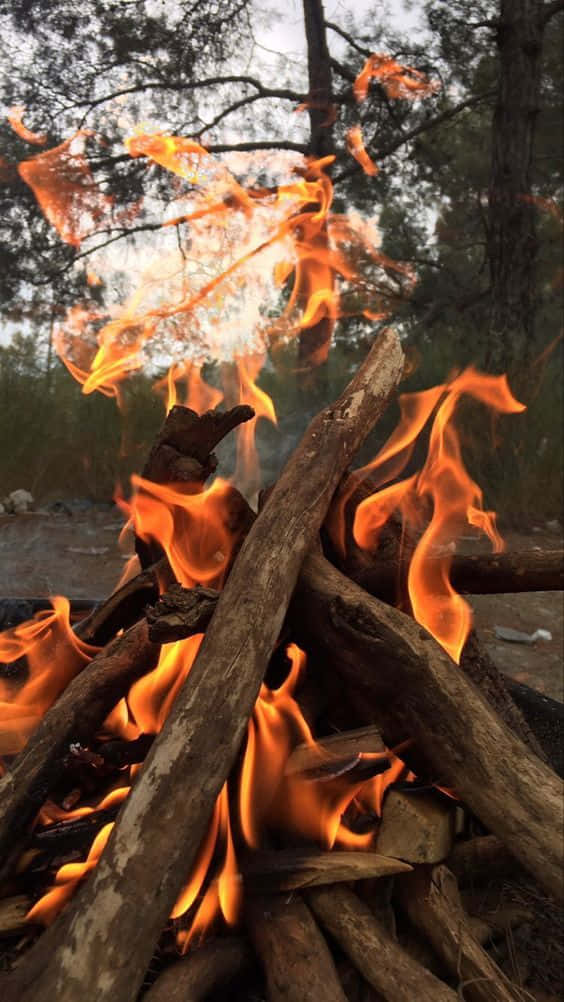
left=395, top=865, right=527, bottom=1002
left=246, top=893, right=349, bottom=1002
left=142, top=937, right=255, bottom=1002
left=1, top=329, right=403, bottom=1002
left=241, top=849, right=412, bottom=893
left=352, top=548, right=564, bottom=598
left=0, top=894, right=31, bottom=936
left=307, top=884, right=457, bottom=1002
left=375, top=790, right=455, bottom=864
left=291, top=551, right=564, bottom=901
left=136, top=403, right=255, bottom=567
left=0, top=618, right=159, bottom=883
left=447, top=835, right=520, bottom=885
left=145, top=583, right=218, bottom=643
left=75, top=559, right=171, bottom=646
left=284, top=725, right=385, bottom=776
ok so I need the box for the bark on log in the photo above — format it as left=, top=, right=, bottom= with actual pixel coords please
left=0, top=894, right=31, bottom=936
left=291, top=552, right=564, bottom=900
left=395, top=865, right=527, bottom=1002
left=0, top=619, right=159, bottom=882
left=246, top=894, right=348, bottom=1002
left=447, top=836, right=520, bottom=885
left=2, top=329, right=403, bottom=1002
left=75, top=559, right=171, bottom=646
left=353, top=548, right=564, bottom=598
left=242, top=849, right=411, bottom=893
left=142, top=937, right=254, bottom=1002
left=285, top=725, right=385, bottom=776
left=145, top=583, right=218, bottom=643
left=307, top=884, right=457, bottom=1002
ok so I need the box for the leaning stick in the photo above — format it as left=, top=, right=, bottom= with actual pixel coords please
left=291, top=551, right=564, bottom=900
left=307, top=884, right=457, bottom=1002
left=3, top=329, right=403, bottom=1002
left=241, top=849, right=411, bottom=893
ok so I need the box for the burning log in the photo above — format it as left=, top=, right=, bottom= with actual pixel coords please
left=246, top=893, right=349, bottom=1002
left=1, top=329, right=403, bottom=1002
left=75, top=560, right=171, bottom=646
left=0, top=619, right=159, bottom=883
left=0, top=895, right=31, bottom=937
left=396, top=865, right=526, bottom=1002
left=241, top=849, right=411, bottom=893
left=142, top=937, right=255, bottom=1002
left=352, top=547, right=564, bottom=598
left=291, top=551, right=564, bottom=900
left=307, top=884, right=457, bottom=1002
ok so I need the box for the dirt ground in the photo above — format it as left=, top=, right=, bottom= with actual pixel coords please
left=0, top=508, right=562, bottom=701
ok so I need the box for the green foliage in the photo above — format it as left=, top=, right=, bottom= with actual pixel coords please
left=0, top=333, right=163, bottom=500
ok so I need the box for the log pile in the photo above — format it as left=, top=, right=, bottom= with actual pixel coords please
left=0, top=328, right=562, bottom=1002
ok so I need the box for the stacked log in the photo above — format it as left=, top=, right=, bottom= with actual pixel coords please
left=0, top=327, right=562, bottom=1002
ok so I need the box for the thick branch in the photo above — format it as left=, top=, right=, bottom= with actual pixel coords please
left=142, top=938, right=254, bottom=1002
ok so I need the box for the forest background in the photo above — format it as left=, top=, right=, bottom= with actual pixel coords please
left=0, top=0, right=562, bottom=523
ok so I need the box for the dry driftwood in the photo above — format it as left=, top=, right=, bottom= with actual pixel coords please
left=241, top=849, right=411, bottom=893
left=307, top=884, right=457, bottom=1002
left=142, top=937, right=254, bottom=1002
left=291, top=551, right=564, bottom=901
left=0, top=618, right=159, bottom=883
left=2, top=329, right=403, bottom=1002
left=246, top=893, right=349, bottom=1002
left=396, top=865, right=527, bottom=1002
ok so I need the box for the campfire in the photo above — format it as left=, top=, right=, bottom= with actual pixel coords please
left=0, top=54, right=563, bottom=1002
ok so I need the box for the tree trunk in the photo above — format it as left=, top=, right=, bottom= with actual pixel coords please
left=486, top=0, right=546, bottom=378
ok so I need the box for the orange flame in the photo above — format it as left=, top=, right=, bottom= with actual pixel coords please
left=27, top=822, right=113, bottom=926
left=129, top=474, right=238, bottom=589
left=229, top=354, right=277, bottom=496
left=154, top=360, right=224, bottom=416
left=18, top=132, right=113, bottom=247
left=348, top=369, right=525, bottom=661
left=0, top=599, right=97, bottom=755
left=7, top=106, right=47, bottom=146
left=346, top=126, right=379, bottom=176
left=353, top=54, right=439, bottom=104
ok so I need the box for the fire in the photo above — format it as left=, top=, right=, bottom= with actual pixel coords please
left=18, top=132, right=113, bottom=247
left=353, top=54, right=440, bottom=104
left=346, top=126, right=379, bottom=177
left=0, top=598, right=97, bottom=756
left=27, top=822, right=113, bottom=926
left=128, top=475, right=239, bottom=589
left=155, top=361, right=224, bottom=415
left=340, top=368, right=525, bottom=662
left=7, top=106, right=47, bottom=146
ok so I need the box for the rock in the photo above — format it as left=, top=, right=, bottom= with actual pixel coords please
left=7, top=489, right=34, bottom=514
left=376, top=790, right=455, bottom=864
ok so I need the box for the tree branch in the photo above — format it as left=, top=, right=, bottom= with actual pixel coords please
left=334, top=89, right=495, bottom=183
left=325, top=19, right=373, bottom=58
left=540, top=0, right=564, bottom=25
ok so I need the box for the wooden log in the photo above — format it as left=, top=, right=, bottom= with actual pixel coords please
left=291, top=551, right=564, bottom=900
left=307, top=884, right=457, bottom=1002
left=2, top=329, right=403, bottom=1002
left=395, top=865, right=526, bottom=1002
left=284, top=725, right=385, bottom=776
left=352, top=548, right=564, bottom=597
left=447, top=836, right=520, bottom=885
left=241, top=850, right=412, bottom=893
left=142, top=937, right=254, bottom=1002
left=246, top=893, right=349, bottom=1002
left=0, top=619, right=159, bottom=883
left=75, top=559, right=171, bottom=646
left=0, top=894, right=31, bottom=936
left=145, top=583, right=218, bottom=643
